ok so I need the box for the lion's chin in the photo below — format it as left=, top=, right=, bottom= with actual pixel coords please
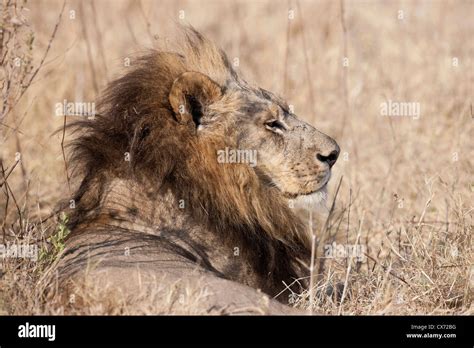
left=292, top=185, right=328, bottom=212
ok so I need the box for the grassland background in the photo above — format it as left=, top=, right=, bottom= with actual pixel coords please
left=0, top=0, right=472, bottom=314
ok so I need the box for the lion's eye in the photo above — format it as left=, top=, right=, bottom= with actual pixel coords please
left=265, top=119, right=286, bottom=134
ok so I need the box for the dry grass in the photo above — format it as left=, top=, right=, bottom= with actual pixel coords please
left=0, top=0, right=472, bottom=315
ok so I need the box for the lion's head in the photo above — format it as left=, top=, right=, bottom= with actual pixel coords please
left=169, top=69, right=339, bottom=203
left=166, top=30, right=339, bottom=210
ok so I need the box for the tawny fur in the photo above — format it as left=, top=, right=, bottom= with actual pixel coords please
left=54, top=28, right=339, bottom=311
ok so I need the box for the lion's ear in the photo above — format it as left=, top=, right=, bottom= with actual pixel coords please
left=169, top=71, right=222, bottom=127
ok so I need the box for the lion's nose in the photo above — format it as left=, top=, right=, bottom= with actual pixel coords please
left=316, top=145, right=340, bottom=168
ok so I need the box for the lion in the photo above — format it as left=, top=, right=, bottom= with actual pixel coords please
left=49, top=28, right=340, bottom=314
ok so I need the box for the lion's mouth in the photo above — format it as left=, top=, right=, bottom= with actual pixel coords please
left=282, top=184, right=327, bottom=199
left=255, top=166, right=331, bottom=202
left=282, top=189, right=320, bottom=199
left=282, top=171, right=331, bottom=199
left=292, top=186, right=329, bottom=210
